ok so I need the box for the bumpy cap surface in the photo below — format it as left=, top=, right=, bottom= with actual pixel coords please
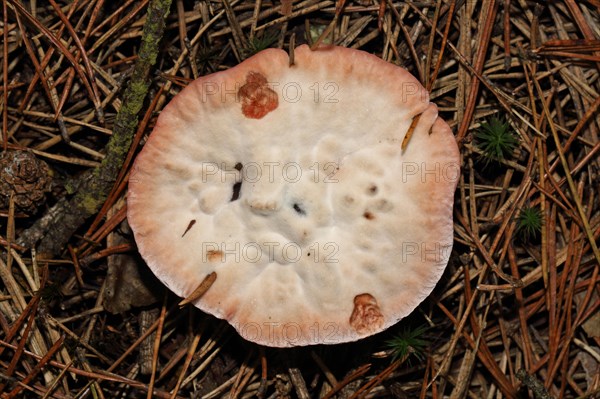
left=128, top=45, right=460, bottom=347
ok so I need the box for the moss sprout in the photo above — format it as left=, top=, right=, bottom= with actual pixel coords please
left=385, top=324, right=429, bottom=365
left=517, top=205, right=543, bottom=241
left=244, top=31, right=279, bottom=57
left=474, top=117, right=518, bottom=164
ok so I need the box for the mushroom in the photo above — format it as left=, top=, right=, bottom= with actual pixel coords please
left=127, top=45, right=460, bottom=347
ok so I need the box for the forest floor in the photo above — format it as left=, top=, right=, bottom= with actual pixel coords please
left=1, top=0, right=599, bottom=398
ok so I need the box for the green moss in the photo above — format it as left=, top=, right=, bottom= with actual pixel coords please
left=244, top=31, right=279, bottom=57
left=79, top=193, right=102, bottom=215
left=64, top=180, right=77, bottom=195
left=474, top=117, right=518, bottom=164
left=122, top=81, right=149, bottom=115
left=517, top=205, right=542, bottom=241
left=74, top=0, right=172, bottom=218
left=385, top=324, right=429, bottom=365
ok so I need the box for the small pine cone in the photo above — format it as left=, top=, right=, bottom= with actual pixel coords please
left=0, top=150, right=52, bottom=215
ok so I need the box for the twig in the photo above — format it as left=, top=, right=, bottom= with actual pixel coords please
left=516, top=369, right=555, bottom=399
left=17, top=0, right=173, bottom=256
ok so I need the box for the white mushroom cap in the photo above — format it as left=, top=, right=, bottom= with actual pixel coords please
left=127, top=45, right=460, bottom=347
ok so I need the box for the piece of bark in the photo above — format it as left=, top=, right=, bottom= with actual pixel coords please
left=102, top=220, right=162, bottom=314
left=139, top=308, right=159, bottom=375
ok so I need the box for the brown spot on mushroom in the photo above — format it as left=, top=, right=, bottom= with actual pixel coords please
left=367, top=184, right=378, bottom=195
left=374, top=199, right=393, bottom=212
left=207, top=250, right=223, bottom=262
left=182, top=219, right=196, bottom=237
left=363, top=211, right=375, bottom=220
left=238, top=71, right=278, bottom=119
left=349, top=293, right=384, bottom=334
left=343, top=195, right=355, bottom=205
